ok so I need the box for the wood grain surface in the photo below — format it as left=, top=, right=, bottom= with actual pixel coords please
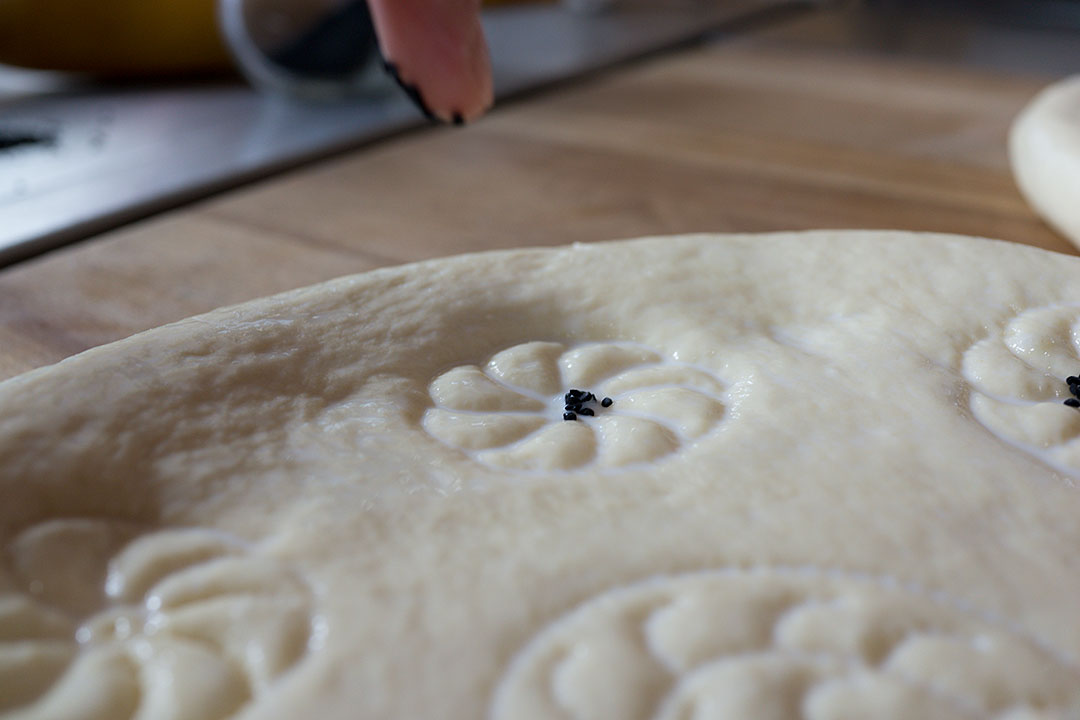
left=0, top=12, right=1069, bottom=382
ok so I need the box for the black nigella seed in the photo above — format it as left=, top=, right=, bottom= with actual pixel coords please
left=1069, top=376, right=1080, bottom=384
left=601, top=397, right=613, bottom=407
left=567, top=389, right=583, bottom=397
left=1066, top=398, right=1080, bottom=408
left=565, top=404, right=582, bottom=412
left=1071, top=385, right=1080, bottom=398
left=582, top=392, right=595, bottom=402
left=563, top=411, right=577, bottom=421
left=578, top=407, right=595, bottom=416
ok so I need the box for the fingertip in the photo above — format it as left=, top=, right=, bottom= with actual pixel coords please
left=369, top=0, right=493, bottom=123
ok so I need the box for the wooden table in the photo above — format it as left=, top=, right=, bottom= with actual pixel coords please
left=0, top=8, right=1070, bottom=382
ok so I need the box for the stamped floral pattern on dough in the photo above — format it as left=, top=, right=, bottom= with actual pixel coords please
left=490, top=566, right=1080, bottom=720
left=1, top=518, right=317, bottom=720
left=422, top=342, right=727, bottom=471
left=963, top=305, right=1080, bottom=474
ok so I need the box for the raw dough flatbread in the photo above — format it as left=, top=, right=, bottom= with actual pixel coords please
left=3, top=230, right=1080, bottom=719
left=1010, top=75, right=1080, bottom=247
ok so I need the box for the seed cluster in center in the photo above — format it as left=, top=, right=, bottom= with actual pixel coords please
left=563, top=388, right=613, bottom=421
left=1064, top=375, right=1080, bottom=408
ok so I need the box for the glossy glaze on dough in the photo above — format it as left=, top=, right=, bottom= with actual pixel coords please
left=3, top=231, right=1080, bottom=719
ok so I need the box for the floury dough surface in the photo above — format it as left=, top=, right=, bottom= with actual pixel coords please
left=1010, top=75, right=1080, bottom=248
left=4, top=231, right=1080, bottom=719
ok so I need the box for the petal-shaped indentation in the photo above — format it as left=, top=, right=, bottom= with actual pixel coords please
left=478, top=422, right=597, bottom=471
left=0, top=595, right=74, bottom=641
left=963, top=307, right=1080, bottom=474
left=10, top=519, right=142, bottom=617
left=962, top=336, right=1063, bottom=402
left=617, top=388, right=724, bottom=439
left=653, top=653, right=837, bottom=720
left=429, top=366, right=544, bottom=412
left=970, top=394, right=1080, bottom=449
left=12, top=645, right=139, bottom=720
left=645, top=587, right=796, bottom=673
left=423, top=342, right=730, bottom=471
left=0, top=641, right=76, bottom=712
left=157, top=596, right=311, bottom=692
left=773, top=592, right=956, bottom=665
left=0, top=523, right=316, bottom=720
left=422, top=410, right=546, bottom=451
left=77, top=606, right=145, bottom=644
left=601, top=365, right=725, bottom=397
left=1003, top=306, right=1080, bottom=378
left=592, top=416, right=679, bottom=467
left=106, top=529, right=243, bottom=603
left=559, top=345, right=660, bottom=389
left=486, top=342, right=565, bottom=397
left=548, top=634, right=669, bottom=720
left=804, top=672, right=972, bottom=720
left=132, top=636, right=248, bottom=720
left=146, top=557, right=304, bottom=612
left=1048, top=436, right=1080, bottom=469
left=491, top=569, right=1080, bottom=720
left=884, top=633, right=1077, bottom=713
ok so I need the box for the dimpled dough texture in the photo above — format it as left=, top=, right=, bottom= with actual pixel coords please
left=4, top=231, right=1080, bottom=720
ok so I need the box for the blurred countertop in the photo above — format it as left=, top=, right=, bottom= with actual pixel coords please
left=1, top=1, right=1079, bottom=381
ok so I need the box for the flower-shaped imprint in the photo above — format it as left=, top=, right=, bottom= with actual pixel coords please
left=963, top=305, right=1080, bottom=475
left=491, top=567, right=1080, bottom=720
left=422, top=342, right=727, bottom=471
left=1, top=519, right=316, bottom=720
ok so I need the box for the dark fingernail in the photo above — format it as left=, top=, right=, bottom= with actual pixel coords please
left=381, top=58, right=437, bottom=123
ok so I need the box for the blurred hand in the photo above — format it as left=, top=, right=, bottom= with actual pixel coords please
left=368, top=0, right=494, bottom=123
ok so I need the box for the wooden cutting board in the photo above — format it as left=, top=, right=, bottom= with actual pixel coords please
left=0, top=15, right=1069, bottom=382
